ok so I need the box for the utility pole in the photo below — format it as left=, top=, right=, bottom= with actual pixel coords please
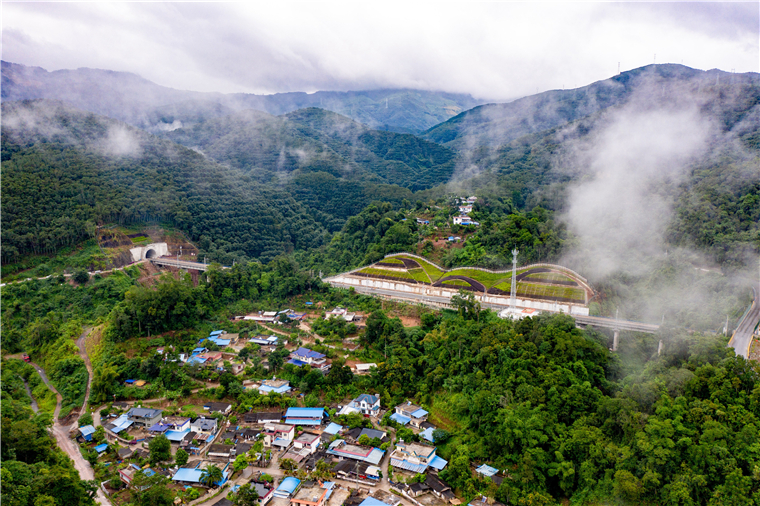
left=510, top=249, right=519, bottom=311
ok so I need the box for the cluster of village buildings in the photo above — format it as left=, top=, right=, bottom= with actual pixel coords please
left=79, top=392, right=504, bottom=506
left=78, top=304, right=504, bottom=506
left=452, top=196, right=478, bottom=227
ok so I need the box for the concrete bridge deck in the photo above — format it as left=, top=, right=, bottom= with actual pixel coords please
left=150, top=258, right=214, bottom=271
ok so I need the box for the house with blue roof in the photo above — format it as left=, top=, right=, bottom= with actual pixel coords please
left=284, top=407, right=327, bottom=426
left=339, top=394, right=381, bottom=416
left=257, top=379, right=291, bottom=394
left=392, top=402, right=429, bottom=428
left=390, top=441, right=447, bottom=473
left=172, top=463, right=230, bottom=486
left=273, top=477, right=301, bottom=499
left=79, top=425, right=96, bottom=441
left=288, top=347, right=329, bottom=371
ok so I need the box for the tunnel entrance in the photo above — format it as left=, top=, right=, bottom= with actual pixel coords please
left=145, top=249, right=157, bottom=259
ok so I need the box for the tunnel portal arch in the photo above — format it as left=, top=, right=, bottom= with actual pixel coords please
left=145, top=249, right=157, bottom=259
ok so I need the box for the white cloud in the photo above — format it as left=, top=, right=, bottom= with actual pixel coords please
left=2, top=2, right=758, bottom=100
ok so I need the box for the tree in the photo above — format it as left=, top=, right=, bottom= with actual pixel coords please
left=450, top=290, right=481, bottom=320
left=131, top=473, right=174, bottom=506
left=175, top=448, right=189, bottom=467
left=73, top=271, right=89, bottom=285
left=279, top=458, right=297, bottom=472
left=432, top=429, right=449, bottom=443
left=200, top=464, right=223, bottom=487
left=233, top=483, right=260, bottom=506
left=233, top=454, right=248, bottom=472
left=149, top=434, right=171, bottom=465
left=78, top=413, right=93, bottom=427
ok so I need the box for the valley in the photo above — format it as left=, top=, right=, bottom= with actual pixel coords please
left=2, top=61, right=759, bottom=506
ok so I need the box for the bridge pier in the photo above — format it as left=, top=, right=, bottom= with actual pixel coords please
left=612, top=330, right=620, bottom=351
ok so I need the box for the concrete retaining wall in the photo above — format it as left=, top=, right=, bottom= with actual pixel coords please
left=130, top=242, right=169, bottom=262
left=328, top=274, right=589, bottom=316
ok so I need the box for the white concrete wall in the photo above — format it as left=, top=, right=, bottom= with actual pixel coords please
left=130, top=242, right=169, bottom=262
left=329, top=274, right=589, bottom=316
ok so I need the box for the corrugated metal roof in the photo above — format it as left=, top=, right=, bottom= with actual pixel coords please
left=79, top=425, right=96, bottom=436
left=390, top=458, right=427, bottom=474
left=429, top=455, right=448, bottom=470
left=476, top=464, right=498, bottom=476
left=292, top=347, right=326, bottom=360
left=285, top=418, right=322, bottom=425
left=276, top=477, right=300, bottom=494
left=323, top=423, right=342, bottom=435
left=389, top=413, right=410, bottom=425
left=286, top=407, right=325, bottom=418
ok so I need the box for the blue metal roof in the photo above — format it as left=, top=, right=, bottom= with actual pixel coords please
left=355, top=394, right=379, bottom=404
left=79, top=425, right=96, bottom=436
left=276, top=477, right=300, bottom=494
left=390, top=413, right=410, bottom=425
left=410, top=408, right=428, bottom=418
left=476, top=464, right=498, bottom=476
left=420, top=427, right=435, bottom=442
left=259, top=384, right=290, bottom=394
left=94, top=443, right=108, bottom=453
left=286, top=407, right=325, bottom=418
left=359, top=498, right=393, bottom=506
left=292, top=347, right=326, bottom=360
left=323, top=423, right=342, bottom=435
left=391, top=458, right=427, bottom=473
left=166, top=429, right=191, bottom=442
left=210, top=330, right=224, bottom=336
left=429, top=455, right=448, bottom=470
left=285, top=418, right=322, bottom=425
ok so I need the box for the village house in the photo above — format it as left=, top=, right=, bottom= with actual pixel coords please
left=353, top=363, right=377, bottom=375
left=284, top=407, right=327, bottom=426
left=326, top=439, right=385, bottom=465
left=288, top=348, right=329, bottom=371
left=203, top=401, right=232, bottom=414
left=162, top=416, right=191, bottom=431
left=339, top=394, right=381, bottom=416
left=207, top=444, right=234, bottom=461
left=453, top=216, right=478, bottom=226
left=290, top=480, right=335, bottom=506
left=191, top=417, right=218, bottom=436
left=291, top=432, right=321, bottom=455
left=390, top=441, right=448, bottom=473
left=391, top=402, right=428, bottom=428
left=126, top=407, right=163, bottom=428
left=257, top=379, right=292, bottom=394
left=263, top=422, right=295, bottom=447
left=242, top=411, right=283, bottom=424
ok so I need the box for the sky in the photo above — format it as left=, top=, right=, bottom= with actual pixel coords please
left=2, top=2, right=758, bottom=100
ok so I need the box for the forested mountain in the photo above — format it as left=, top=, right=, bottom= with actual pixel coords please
left=436, top=66, right=760, bottom=271
left=422, top=64, right=760, bottom=151
left=1, top=61, right=484, bottom=134
left=1, top=100, right=328, bottom=264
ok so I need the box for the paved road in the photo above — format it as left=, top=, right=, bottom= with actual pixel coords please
left=730, top=299, right=760, bottom=359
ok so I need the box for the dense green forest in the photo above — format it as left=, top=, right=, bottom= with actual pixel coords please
left=1, top=100, right=328, bottom=264
left=1, top=359, right=97, bottom=506
left=162, top=107, right=455, bottom=227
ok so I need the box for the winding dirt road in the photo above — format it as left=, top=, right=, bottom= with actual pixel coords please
left=17, top=328, right=111, bottom=506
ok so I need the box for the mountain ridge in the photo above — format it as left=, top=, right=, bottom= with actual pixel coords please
left=1, top=60, right=485, bottom=134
